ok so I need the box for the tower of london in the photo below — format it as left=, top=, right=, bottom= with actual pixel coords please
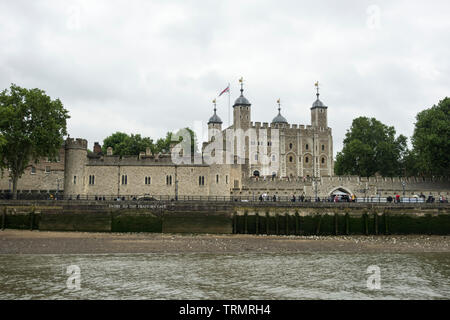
left=2, top=80, right=446, bottom=200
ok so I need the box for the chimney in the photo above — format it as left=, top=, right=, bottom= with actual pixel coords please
left=93, top=142, right=102, bottom=154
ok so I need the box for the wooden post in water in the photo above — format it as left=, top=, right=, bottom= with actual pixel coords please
left=363, top=212, right=369, bottom=235
left=374, top=212, right=378, bottom=235
left=383, top=210, right=389, bottom=235
left=334, top=212, right=338, bottom=235
left=255, top=212, right=259, bottom=235
left=244, top=212, right=248, bottom=234
left=232, top=212, right=237, bottom=234
left=345, top=212, right=350, bottom=235
left=315, top=214, right=322, bottom=235
left=275, top=213, right=279, bottom=235
left=295, top=212, right=299, bottom=235
left=29, top=211, right=34, bottom=231
left=1, top=207, right=6, bottom=230
left=266, top=212, right=270, bottom=235
left=285, top=213, right=289, bottom=235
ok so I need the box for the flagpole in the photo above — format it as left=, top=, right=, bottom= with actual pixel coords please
left=228, top=82, right=230, bottom=127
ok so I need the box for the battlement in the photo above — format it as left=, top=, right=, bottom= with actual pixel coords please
left=65, top=138, right=88, bottom=150
left=248, top=122, right=330, bottom=131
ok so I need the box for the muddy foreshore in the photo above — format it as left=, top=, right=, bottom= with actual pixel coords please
left=0, top=230, right=449, bottom=254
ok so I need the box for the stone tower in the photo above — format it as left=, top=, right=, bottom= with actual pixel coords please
left=64, top=138, right=87, bottom=197
left=311, top=82, right=328, bottom=128
left=207, top=99, right=223, bottom=141
left=233, top=78, right=251, bottom=130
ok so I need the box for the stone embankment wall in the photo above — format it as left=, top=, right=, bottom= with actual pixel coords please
left=0, top=200, right=449, bottom=235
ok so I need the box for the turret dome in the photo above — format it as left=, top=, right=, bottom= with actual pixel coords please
left=271, top=99, right=288, bottom=124
left=208, top=112, right=222, bottom=124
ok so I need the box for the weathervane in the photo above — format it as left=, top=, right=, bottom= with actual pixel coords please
left=239, top=77, right=244, bottom=94
left=315, top=81, right=320, bottom=98
left=277, top=98, right=281, bottom=113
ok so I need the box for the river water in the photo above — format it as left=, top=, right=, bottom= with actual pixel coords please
left=0, top=252, right=449, bottom=299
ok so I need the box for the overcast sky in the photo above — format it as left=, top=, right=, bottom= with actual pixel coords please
left=1, top=0, right=449, bottom=156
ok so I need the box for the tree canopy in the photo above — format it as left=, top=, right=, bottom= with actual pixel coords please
left=101, top=128, right=198, bottom=157
left=102, top=132, right=154, bottom=157
left=410, top=97, right=450, bottom=176
left=334, top=117, right=407, bottom=177
left=0, top=84, right=70, bottom=198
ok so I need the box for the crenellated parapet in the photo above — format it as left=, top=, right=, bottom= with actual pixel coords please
left=64, top=138, right=88, bottom=150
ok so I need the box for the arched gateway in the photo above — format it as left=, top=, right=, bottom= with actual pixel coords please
left=329, top=186, right=353, bottom=196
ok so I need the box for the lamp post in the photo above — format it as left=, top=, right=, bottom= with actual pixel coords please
left=175, top=165, right=178, bottom=201
left=56, top=178, right=61, bottom=200
left=314, top=177, right=318, bottom=202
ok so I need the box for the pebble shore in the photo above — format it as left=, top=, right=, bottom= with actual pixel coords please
left=1, top=230, right=449, bottom=254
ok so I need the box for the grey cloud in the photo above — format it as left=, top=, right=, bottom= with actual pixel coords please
left=1, top=0, right=449, bottom=158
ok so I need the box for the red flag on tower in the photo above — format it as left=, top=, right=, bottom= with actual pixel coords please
left=218, top=85, right=230, bottom=97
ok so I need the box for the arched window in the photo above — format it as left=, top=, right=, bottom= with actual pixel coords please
left=322, top=144, right=325, bottom=151
left=322, top=157, right=325, bottom=164
left=289, top=143, right=293, bottom=149
left=306, top=144, right=309, bottom=150
left=289, top=156, right=293, bottom=162
left=305, top=156, right=309, bottom=163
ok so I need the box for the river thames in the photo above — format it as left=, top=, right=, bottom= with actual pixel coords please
left=1, top=252, right=449, bottom=299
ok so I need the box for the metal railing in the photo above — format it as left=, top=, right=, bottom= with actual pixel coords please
left=0, top=192, right=448, bottom=205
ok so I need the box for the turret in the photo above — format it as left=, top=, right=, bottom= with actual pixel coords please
left=233, top=77, right=251, bottom=130
left=271, top=98, right=288, bottom=126
left=311, top=81, right=328, bottom=128
left=208, top=99, right=223, bottom=141
left=64, top=137, right=87, bottom=198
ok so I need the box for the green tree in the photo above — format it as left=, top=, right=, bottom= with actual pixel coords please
left=411, top=97, right=450, bottom=176
left=154, top=132, right=173, bottom=154
left=334, top=117, right=407, bottom=177
left=102, top=132, right=154, bottom=156
left=155, top=128, right=198, bottom=155
left=0, top=84, right=70, bottom=199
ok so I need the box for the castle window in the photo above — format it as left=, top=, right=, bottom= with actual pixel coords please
left=226, top=175, right=228, bottom=184
left=199, top=176, right=205, bottom=186
left=255, top=154, right=258, bottom=161
left=166, top=175, right=172, bottom=185
left=89, top=175, right=95, bottom=185
left=322, top=144, right=325, bottom=151
left=321, top=157, right=325, bottom=164
left=73, top=176, right=76, bottom=184
left=289, top=143, right=293, bottom=149
left=45, top=166, right=51, bottom=173
left=31, top=166, right=36, bottom=174
left=272, top=155, right=276, bottom=162
left=306, top=144, right=309, bottom=150
left=289, top=156, right=293, bottom=162
left=216, top=175, right=219, bottom=183
left=305, top=157, right=309, bottom=163
left=122, top=175, right=127, bottom=185
left=145, top=177, right=151, bottom=185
